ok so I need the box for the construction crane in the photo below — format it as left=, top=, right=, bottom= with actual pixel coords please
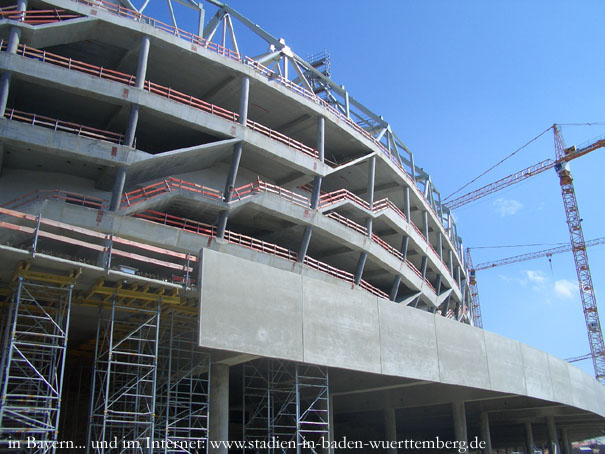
left=473, top=235, right=605, bottom=271
left=450, top=125, right=605, bottom=382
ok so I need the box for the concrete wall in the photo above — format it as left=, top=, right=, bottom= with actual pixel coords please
left=199, top=248, right=605, bottom=418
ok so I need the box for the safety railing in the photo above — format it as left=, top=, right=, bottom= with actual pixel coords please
left=234, top=179, right=311, bottom=208
left=360, top=279, right=389, bottom=299
left=246, top=120, right=319, bottom=160
left=325, top=211, right=367, bottom=236
left=120, top=177, right=223, bottom=209
left=2, top=189, right=108, bottom=210
left=373, top=197, right=406, bottom=222
left=134, top=210, right=216, bottom=237
left=0, top=8, right=81, bottom=23
left=0, top=206, right=195, bottom=281
left=302, top=255, right=354, bottom=283
left=319, top=189, right=371, bottom=210
left=4, top=108, right=125, bottom=144
left=72, top=0, right=241, bottom=61
left=371, top=233, right=403, bottom=261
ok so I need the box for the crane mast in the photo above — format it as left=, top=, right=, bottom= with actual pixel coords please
left=465, top=249, right=483, bottom=328
left=553, top=125, right=605, bottom=382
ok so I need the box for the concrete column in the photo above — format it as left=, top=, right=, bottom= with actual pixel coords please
left=449, top=250, right=454, bottom=275
left=366, top=156, right=376, bottom=237
left=390, top=276, right=401, bottom=301
left=197, top=6, right=205, bottom=37
left=217, top=141, right=244, bottom=237
left=0, top=72, right=11, bottom=117
left=135, top=35, right=151, bottom=89
left=438, top=233, right=443, bottom=259
left=238, top=76, right=250, bottom=125
left=560, top=428, right=570, bottom=454
left=311, top=176, right=322, bottom=209
left=400, top=235, right=409, bottom=260
left=435, top=275, right=442, bottom=295
left=0, top=144, right=4, bottom=177
left=344, top=90, right=350, bottom=119
left=403, top=186, right=410, bottom=222
left=109, top=167, right=127, bottom=211
left=454, top=300, right=461, bottom=321
left=422, top=210, right=429, bottom=240
left=452, top=401, right=467, bottom=445
left=209, top=362, right=229, bottom=454
left=124, top=104, right=139, bottom=148
left=457, top=266, right=461, bottom=289
left=480, top=411, right=492, bottom=454
left=524, top=422, right=535, bottom=454
left=383, top=407, right=397, bottom=454
left=546, top=416, right=560, bottom=454
left=354, top=252, right=367, bottom=285
left=317, top=116, right=325, bottom=163
left=0, top=0, right=26, bottom=117
left=420, top=256, right=428, bottom=280
left=298, top=226, right=312, bottom=263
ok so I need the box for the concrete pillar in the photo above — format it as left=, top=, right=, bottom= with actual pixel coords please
left=298, top=226, right=312, bottom=263
left=546, top=416, right=560, bottom=454
left=197, top=5, right=205, bottom=37
left=0, top=72, right=11, bottom=117
left=420, top=256, right=428, bottom=280
left=457, top=266, right=461, bottom=289
left=400, top=235, right=409, bottom=260
left=480, top=411, right=492, bottom=454
left=449, top=250, right=454, bottom=275
left=422, top=210, right=429, bottom=240
left=124, top=104, right=139, bottom=148
left=403, top=186, right=410, bottom=221
left=366, top=156, right=376, bottom=237
left=109, top=167, right=127, bottom=211
left=135, top=35, right=151, bottom=89
left=389, top=276, right=401, bottom=301
left=354, top=252, right=367, bottom=285
left=435, top=275, right=442, bottom=295
left=525, top=422, right=535, bottom=454
left=452, top=401, right=467, bottom=445
left=383, top=407, right=397, bottom=454
left=0, top=0, right=26, bottom=117
left=0, top=143, right=4, bottom=178
left=438, top=233, right=443, bottom=259
left=209, top=362, right=229, bottom=454
left=311, top=176, right=323, bottom=209
left=238, top=76, right=250, bottom=125
left=317, top=116, right=325, bottom=163
left=560, top=428, right=570, bottom=454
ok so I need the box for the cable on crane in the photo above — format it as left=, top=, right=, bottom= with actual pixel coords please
left=444, top=126, right=553, bottom=201
left=468, top=242, right=568, bottom=250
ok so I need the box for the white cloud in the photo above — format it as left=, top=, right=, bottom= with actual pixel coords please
left=493, top=198, right=523, bottom=217
left=554, top=279, right=577, bottom=299
left=525, top=270, right=546, bottom=283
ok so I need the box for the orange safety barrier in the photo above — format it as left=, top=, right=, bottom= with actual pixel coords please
left=326, top=211, right=367, bottom=236
left=4, top=108, right=124, bottom=144
left=246, top=120, right=319, bottom=160
left=319, top=189, right=371, bottom=210
left=233, top=179, right=311, bottom=208
left=0, top=206, right=196, bottom=278
left=0, top=8, right=81, bottom=23
left=120, top=177, right=223, bottom=208
left=2, top=189, right=107, bottom=210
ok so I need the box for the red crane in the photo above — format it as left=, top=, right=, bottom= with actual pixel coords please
left=449, top=125, right=605, bottom=382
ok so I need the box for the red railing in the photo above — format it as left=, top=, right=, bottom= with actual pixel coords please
left=326, top=211, right=367, bottom=236
left=373, top=197, right=406, bottom=222
left=135, top=210, right=216, bottom=237
left=246, top=120, right=319, bottom=160
left=120, top=177, right=222, bottom=209
left=2, top=189, right=108, bottom=210
left=319, top=189, right=371, bottom=210
left=4, top=108, right=124, bottom=144
left=360, top=279, right=389, bottom=299
left=0, top=8, right=81, bottom=23
left=234, top=179, right=311, bottom=208
left=0, top=206, right=195, bottom=278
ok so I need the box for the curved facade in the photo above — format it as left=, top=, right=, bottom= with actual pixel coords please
left=0, top=0, right=602, bottom=452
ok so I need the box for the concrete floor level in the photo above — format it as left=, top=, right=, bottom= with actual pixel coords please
left=0, top=0, right=603, bottom=452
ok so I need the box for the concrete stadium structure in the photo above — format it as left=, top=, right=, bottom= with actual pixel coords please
left=0, top=0, right=603, bottom=452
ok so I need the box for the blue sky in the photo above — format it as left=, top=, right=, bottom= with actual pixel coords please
left=144, top=0, right=605, bottom=377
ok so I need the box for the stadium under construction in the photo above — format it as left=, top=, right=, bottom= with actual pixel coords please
left=0, top=0, right=603, bottom=452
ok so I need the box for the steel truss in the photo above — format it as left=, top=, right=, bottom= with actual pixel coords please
left=0, top=277, right=73, bottom=452
left=243, top=360, right=330, bottom=454
left=87, top=302, right=210, bottom=454
left=154, top=311, right=210, bottom=453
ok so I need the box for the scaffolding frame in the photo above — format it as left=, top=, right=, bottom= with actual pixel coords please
left=243, top=360, right=330, bottom=454
left=155, top=310, right=210, bottom=453
left=0, top=276, right=73, bottom=452
left=87, top=299, right=161, bottom=454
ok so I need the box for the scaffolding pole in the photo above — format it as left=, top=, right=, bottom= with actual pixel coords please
left=155, top=310, right=210, bottom=453
left=87, top=298, right=161, bottom=453
left=243, top=359, right=330, bottom=454
left=0, top=277, right=73, bottom=453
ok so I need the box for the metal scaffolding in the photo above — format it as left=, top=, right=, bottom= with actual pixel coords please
left=87, top=299, right=161, bottom=453
left=0, top=275, right=73, bottom=451
left=155, top=310, right=210, bottom=453
left=243, top=359, right=330, bottom=454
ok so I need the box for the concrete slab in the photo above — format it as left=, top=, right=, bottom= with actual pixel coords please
left=520, top=344, right=555, bottom=402
left=199, top=248, right=304, bottom=361
left=435, top=316, right=490, bottom=389
left=484, top=331, right=527, bottom=395
left=378, top=299, right=440, bottom=381
left=301, top=277, right=381, bottom=373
